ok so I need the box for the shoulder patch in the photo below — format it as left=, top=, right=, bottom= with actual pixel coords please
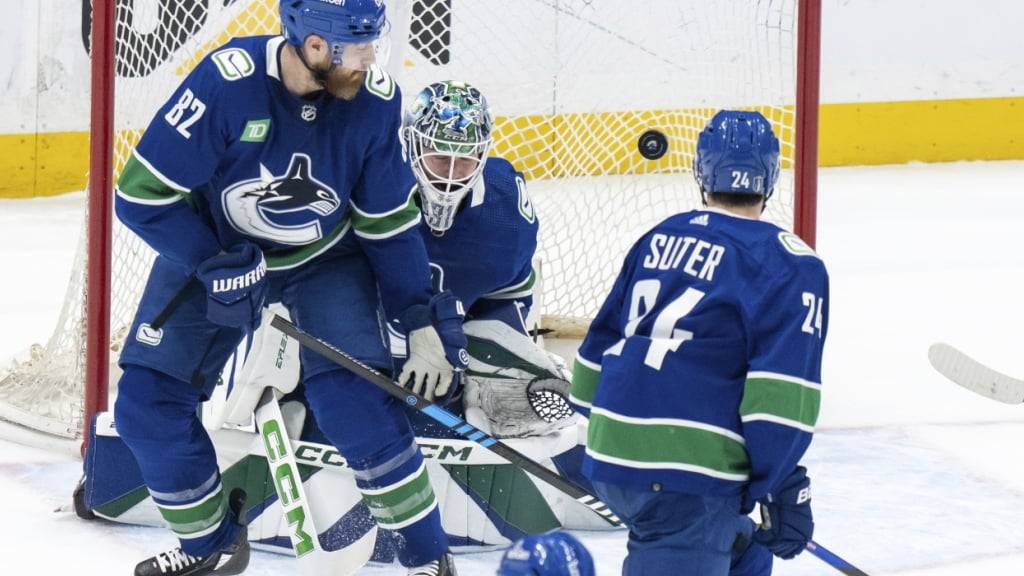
left=365, top=65, right=396, bottom=101
left=515, top=175, right=536, bottom=224
left=778, top=231, right=817, bottom=257
left=211, top=48, right=255, bottom=81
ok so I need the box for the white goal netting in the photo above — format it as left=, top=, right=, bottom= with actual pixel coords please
left=0, top=0, right=809, bottom=441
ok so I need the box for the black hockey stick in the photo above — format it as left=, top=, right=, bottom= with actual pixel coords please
left=150, top=277, right=202, bottom=329
left=269, top=314, right=623, bottom=528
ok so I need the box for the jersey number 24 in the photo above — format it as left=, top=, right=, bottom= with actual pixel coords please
left=608, top=279, right=706, bottom=371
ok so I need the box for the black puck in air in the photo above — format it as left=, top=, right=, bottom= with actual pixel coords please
left=638, top=129, right=668, bottom=160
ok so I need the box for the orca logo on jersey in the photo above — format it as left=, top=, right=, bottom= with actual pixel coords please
left=222, top=153, right=341, bottom=245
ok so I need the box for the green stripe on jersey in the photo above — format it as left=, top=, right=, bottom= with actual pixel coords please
left=740, top=374, right=821, bottom=429
left=587, top=409, right=750, bottom=480
left=156, top=486, right=228, bottom=538
left=482, top=268, right=536, bottom=299
left=264, top=217, right=351, bottom=270
left=569, top=357, right=600, bottom=407
left=360, top=465, right=437, bottom=529
left=350, top=187, right=421, bottom=239
left=117, top=154, right=183, bottom=202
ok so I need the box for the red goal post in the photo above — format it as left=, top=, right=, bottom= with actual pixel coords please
left=84, top=0, right=117, bottom=455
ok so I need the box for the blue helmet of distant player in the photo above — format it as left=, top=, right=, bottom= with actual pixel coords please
left=279, top=0, right=388, bottom=71
left=693, top=110, right=781, bottom=203
left=497, top=531, right=595, bottom=576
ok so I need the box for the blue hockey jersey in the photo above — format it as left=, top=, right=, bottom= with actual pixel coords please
left=114, top=35, right=431, bottom=316
left=569, top=208, right=829, bottom=507
left=420, top=157, right=538, bottom=332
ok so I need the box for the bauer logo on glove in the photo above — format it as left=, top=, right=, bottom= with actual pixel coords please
left=754, top=466, right=814, bottom=560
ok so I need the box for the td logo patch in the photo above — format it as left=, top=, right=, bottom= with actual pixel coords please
left=222, top=153, right=341, bottom=245
left=241, top=119, right=270, bottom=142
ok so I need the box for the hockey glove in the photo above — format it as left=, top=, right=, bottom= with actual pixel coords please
left=398, top=291, right=469, bottom=402
left=196, top=242, right=268, bottom=331
left=753, top=466, right=814, bottom=560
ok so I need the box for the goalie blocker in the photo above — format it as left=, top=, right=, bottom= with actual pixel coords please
left=78, top=317, right=608, bottom=558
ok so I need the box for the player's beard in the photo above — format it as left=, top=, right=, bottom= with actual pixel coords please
left=294, top=47, right=363, bottom=100
left=325, top=67, right=365, bottom=101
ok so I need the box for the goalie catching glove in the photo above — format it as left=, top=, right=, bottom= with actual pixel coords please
left=462, top=320, right=578, bottom=438
left=397, top=291, right=469, bottom=401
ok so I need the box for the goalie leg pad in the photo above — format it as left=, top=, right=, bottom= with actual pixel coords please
left=303, top=369, right=448, bottom=567
left=114, top=365, right=239, bottom=557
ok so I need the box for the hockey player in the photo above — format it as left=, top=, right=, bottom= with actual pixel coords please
left=112, top=2, right=464, bottom=575
left=401, top=79, right=537, bottom=337
left=569, top=110, right=828, bottom=575
left=497, top=531, right=595, bottom=576
left=397, top=80, right=578, bottom=440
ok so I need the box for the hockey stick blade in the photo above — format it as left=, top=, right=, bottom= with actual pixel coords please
left=928, top=343, right=1024, bottom=404
left=270, top=314, right=623, bottom=528
left=806, top=540, right=871, bottom=576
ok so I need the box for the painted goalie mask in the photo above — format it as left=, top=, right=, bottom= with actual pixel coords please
left=403, top=80, right=494, bottom=234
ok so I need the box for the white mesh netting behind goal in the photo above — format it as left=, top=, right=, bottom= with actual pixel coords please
left=0, top=0, right=811, bottom=441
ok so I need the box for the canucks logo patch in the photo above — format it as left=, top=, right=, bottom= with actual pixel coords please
left=515, top=176, right=535, bottom=223
left=211, top=48, right=255, bottom=81
left=778, top=231, right=817, bottom=257
left=222, top=154, right=341, bottom=245
left=136, top=323, right=163, bottom=346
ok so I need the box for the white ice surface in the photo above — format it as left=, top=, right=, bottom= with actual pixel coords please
left=4, top=161, right=1024, bottom=574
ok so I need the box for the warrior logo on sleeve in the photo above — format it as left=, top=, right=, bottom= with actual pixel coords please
left=222, top=153, right=341, bottom=245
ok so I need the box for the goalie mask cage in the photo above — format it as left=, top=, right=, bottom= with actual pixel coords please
left=0, top=0, right=820, bottom=448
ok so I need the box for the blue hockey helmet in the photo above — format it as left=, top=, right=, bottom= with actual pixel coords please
left=497, top=531, right=595, bottom=576
left=693, top=110, right=781, bottom=200
left=280, top=0, right=387, bottom=67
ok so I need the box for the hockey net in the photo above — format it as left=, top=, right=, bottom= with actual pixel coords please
left=0, top=0, right=819, bottom=443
